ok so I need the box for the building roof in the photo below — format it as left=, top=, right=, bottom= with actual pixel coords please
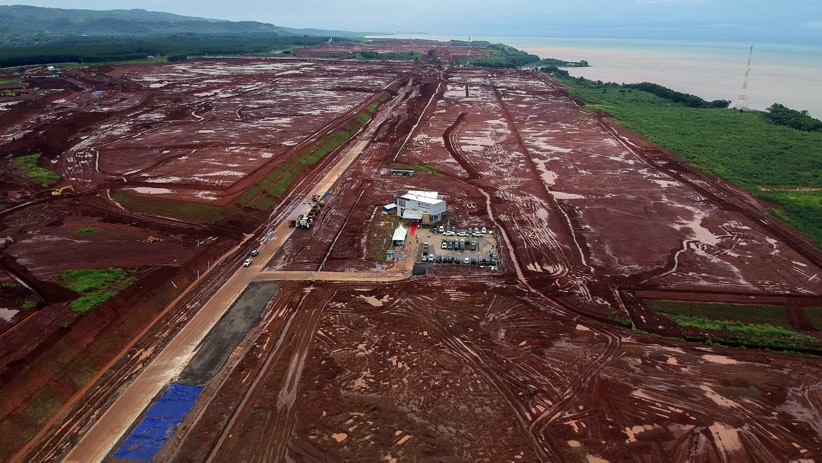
left=382, top=203, right=397, bottom=210
left=392, top=224, right=407, bottom=242
left=399, top=191, right=444, bottom=206
left=407, top=190, right=438, bottom=199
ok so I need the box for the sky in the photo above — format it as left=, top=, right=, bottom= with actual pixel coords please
left=4, top=0, right=822, bottom=43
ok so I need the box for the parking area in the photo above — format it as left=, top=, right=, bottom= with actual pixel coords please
left=418, top=225, right=501, bottom=267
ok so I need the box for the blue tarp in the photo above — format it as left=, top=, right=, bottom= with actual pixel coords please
left=113, top=382, right=203, bottom=461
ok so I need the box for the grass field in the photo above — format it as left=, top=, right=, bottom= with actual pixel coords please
left=113, top=191, right=238, bottom=224
left=644, top=299, right=820, bottom=351
left=13, top=153, right=60, bottom=186
left=556, top=77, right=822, bottom=246
left=806, top=307, right=822, bottom=331
left=60, top=268, right=135, bottom=313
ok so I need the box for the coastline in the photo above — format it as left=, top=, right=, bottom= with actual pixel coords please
left=370, top=34, right=822, bottom=118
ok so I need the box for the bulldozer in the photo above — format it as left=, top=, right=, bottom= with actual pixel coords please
left=51, top=185, right=75, bottom=196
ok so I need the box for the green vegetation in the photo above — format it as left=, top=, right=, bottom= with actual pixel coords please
left=237, top=92, right=390, bottom=212
left=113, top=191, right=239, bottom=224
left=623, top=82, right=730, bottom=108
left=367, top=214, right=399, bottom=262
left=712, top=385, right=761, bottom=400
left=764, top=103, right=822, bottom=132
left=450, top=40, right=491, bottom=47
left=0, top=34, right=338, bottom=67
left=535, top=57, right=588, bottom=68
left=60, top=268, right=134, bottom=314
left=553, top=74, right=822, bottom=245
left=21, top=299, right=37, bottom=310
left=806, top=307, right=822, bottom=331
left=13, top=153, right=59, bottom=186
left=357, top=51, right=421, bottom=60
left=26, top=389, right=62, bottom=426
left=644, top=300, right=794, bottom=328
left=393, top=163, right=441, bottom=175
left=645, top=299, right=821, bottom=351
left=469, top=43, right=540, bottom=69
left=74, top=226, right=99, bottom=234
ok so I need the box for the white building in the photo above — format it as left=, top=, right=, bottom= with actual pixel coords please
left=395, top=190, right=446, bottom=224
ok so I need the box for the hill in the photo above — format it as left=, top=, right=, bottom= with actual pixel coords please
left=0, top=5, right=371, bottom=46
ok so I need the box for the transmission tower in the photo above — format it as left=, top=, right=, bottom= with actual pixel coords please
left=736, top=46, right=753, bottom=110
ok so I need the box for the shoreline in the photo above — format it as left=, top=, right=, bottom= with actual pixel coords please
left=370, top=34, right=822, bottom=118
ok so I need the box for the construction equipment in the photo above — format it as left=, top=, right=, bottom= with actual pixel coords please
left=297, top=214, right=312, bottom=229
left=51, top=185, right=75, bottom=196
left=144, top=236, right=163, bottom=244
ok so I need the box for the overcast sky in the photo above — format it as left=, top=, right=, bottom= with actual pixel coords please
left=4, top=0, right=822, bottom=43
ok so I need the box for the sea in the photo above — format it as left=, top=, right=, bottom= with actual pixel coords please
left=372, top=35, right=822, bottom=119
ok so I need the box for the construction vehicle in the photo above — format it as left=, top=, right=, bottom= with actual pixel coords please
left=144, top=236, right=163, bottom=244
left=297, top=214, right=312, bottom=229
left=51, top=185, right=75, bottom=196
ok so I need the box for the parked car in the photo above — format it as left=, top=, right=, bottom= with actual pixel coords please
left=243, top=258, right=252, bottom=267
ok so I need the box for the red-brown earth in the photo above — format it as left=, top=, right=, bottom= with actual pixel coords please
left=0, top=42, right=819, bottom=462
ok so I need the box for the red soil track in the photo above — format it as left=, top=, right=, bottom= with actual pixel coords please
left=0, top=43, right=819, bottom=463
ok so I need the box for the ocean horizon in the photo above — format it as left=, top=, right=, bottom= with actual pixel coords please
left=372, top=34, right=822, bottom=118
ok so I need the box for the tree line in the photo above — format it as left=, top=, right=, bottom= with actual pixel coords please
left=0, top=34, right=335, bottom=67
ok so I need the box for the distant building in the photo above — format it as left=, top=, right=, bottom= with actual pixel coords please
left=391, top=168, right=414, bottom=177
left=395, top=190, right=446, bottom=224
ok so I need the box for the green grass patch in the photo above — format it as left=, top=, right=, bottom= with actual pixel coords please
left=21, top=298, right=36, bottom=310
left=645, top=299, right=820, bottom=351
left=356, top=51, right=422, bottom=61
left=26, top=389, right=62, bottom=426
left=557, top=77, right=822, bottom=246
left=806, top=307, right=822, bottom=331
left=60, top=268, right=134, bottom=313
left=755, top=189, right=822, bottom=245
left=113, top=191, right=237, bottom=224
left=248, top=195, right=276, bottom=212
left=367, top=214, right=399, bottom=262
left=74, top=226, right=99, bottom=234
left=69, top=361, right=97, bottom=388
left=236, top=94, right=388, bottom=209
left=712, top=385, right=761, bottom=400
left=468, top=43, right=540, bottom=69
left=13, top=153, right=59, bottom=186
left=644, top=300, right=793, bottom=329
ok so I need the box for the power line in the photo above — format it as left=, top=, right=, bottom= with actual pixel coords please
left=736, top=46, right=753, bottom=111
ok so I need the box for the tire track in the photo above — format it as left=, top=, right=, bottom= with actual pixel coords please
left=206, top=288, right=329, bottom=463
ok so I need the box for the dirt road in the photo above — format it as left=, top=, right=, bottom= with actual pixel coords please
left=62, top=139, right=375, bottom=463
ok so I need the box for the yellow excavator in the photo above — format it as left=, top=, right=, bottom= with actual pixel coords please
left=51, top=185, right=75, bottom=196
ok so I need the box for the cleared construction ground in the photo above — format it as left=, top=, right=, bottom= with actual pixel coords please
left=0, top=41, right=819, bottom=463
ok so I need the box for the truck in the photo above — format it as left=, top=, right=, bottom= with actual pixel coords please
left=297, top=214, right=312, bottom=229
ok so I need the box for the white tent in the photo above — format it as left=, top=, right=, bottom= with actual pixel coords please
left=392, top=224, right=407, bottom=246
